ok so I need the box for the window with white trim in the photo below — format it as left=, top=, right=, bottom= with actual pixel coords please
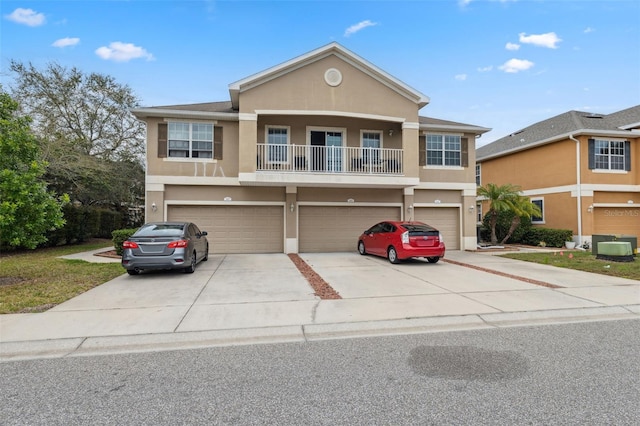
left=168, top=122, right=213, bottom=158
left=475, top=164, right=481, bottom=186
left=361, top=131, right=381, bottom=164
left=531, top=198, right=544, bottom=223
left=427, top=134, right=461, bottom=166
left=267, top=126, right=289, bottom=163
left=594, top=139, right=625, bottom=170
left=476, top=203, right=482, bottom=223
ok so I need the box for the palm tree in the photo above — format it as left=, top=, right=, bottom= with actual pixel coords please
left=477, top=183, right=523, bottom=245
left=499, top=194, right=542, bottom=245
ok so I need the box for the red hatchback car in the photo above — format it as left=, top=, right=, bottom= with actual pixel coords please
left=357, top=221, right=446, bottom=264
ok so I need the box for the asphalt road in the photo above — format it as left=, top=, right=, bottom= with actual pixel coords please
left=2, top=319, right=639, bottom=425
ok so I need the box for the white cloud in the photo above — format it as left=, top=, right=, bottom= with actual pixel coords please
left=584, top=27, right=594, bottom=33
left=455, top=74, right=467, bottom=81
left=52, top=37, right=80, bottom=48
left=344, top=20, right=377, bottom=37
left=95, top=42, right=155, bottom=62
left=518, top=32, right=562, bottom=48
left=499, top=58, right=534, bottom=73
left=478, top=65, right=493, bottom=72
left=505, top=42, right=520, bottom=51
left=5, top=8, right=45, bottom=26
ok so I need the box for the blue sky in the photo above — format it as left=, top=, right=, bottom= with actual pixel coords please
left=2, top=0, right=639, bottom=145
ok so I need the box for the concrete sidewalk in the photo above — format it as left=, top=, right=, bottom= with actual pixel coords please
left=1, top=248, right=638, bottom=361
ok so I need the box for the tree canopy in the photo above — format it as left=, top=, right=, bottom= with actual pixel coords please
left=0, top=90, right=68, bottom=249
left=8, top=61, right=145, bottom=207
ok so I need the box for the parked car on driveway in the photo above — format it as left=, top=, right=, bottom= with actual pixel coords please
left=357, top=221, right=445, bottom=264
left=122, top=222, right=209, bottom=275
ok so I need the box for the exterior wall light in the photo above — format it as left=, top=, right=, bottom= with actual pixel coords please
left=290, top=203, right=295, bottom=212
left=151, top=202, right=157, bottom=212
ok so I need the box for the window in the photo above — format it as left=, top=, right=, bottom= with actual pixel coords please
left=362, top=131, right=381, bottom=164
left=168, top=122, right=213, bottom=158
left=427, top=134, right=461, bottom=166
left=594, top=139, right=625, bottom=170
left=476, top=203, right=482, bottom=223
left=475, top=164, right=481, bottom=186
left=267, top=127, right=288, bottom=163
left=531, top=198, right=544, bottom=223
left=588, top=138, right=630, bottom=171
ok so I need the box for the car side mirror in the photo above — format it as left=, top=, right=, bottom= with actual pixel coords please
left=200, top=231, right=208, bottom=236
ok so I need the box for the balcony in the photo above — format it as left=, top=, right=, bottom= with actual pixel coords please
left=256, top=144, right=403, bottom=175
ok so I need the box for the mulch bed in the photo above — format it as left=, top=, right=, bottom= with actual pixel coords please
left=287, top=254, right=341, bottom=299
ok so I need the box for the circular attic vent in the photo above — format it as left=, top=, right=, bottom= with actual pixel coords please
left=324, top=68, right=343, bottom=87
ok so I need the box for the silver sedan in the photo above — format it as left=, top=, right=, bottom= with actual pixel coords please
left=121, top=222, right=209, bottom=275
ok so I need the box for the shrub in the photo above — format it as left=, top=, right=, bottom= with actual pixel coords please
left=97, top=209, right=123, bottom=239
left=522, top=228, right=573, bottom=248
left=112, top=228, right=138, bottom=255
left=480, top=210, right=533, bottom=244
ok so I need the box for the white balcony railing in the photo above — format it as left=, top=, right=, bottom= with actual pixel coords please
left=256, top=144, right=403, bottom=175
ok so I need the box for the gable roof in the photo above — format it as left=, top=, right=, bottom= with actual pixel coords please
left=228, top=42, right=430, bottom=110
left=477, top=105, right=640, bottom=161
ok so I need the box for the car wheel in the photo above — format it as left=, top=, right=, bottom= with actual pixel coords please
left=427, top=256, right=440, bottom=263
left=387, top=246, right=400, bottom=264
left=203, top=244, right=209, bottom=261
left=357, top=241, right=366, bottom=255
left=126, top=269, right=139, bottom=276
left=184, top=251, right=196, bottom=273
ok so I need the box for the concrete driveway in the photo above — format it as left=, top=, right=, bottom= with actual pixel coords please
left=1, top=250, right=638, bottom=360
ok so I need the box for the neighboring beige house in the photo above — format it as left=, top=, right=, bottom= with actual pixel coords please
left=132, top=43, right=490, bottom=254
left=476, top=105, right=640, bottom=247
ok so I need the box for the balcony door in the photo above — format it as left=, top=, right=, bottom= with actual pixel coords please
left=310, top=130, right=343, bottom=172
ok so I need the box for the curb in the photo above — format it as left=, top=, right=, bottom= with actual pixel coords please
left=2, top=305, right=638, bottom=362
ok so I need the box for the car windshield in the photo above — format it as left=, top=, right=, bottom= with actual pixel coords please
left=134, top=224, right=184, bottom=237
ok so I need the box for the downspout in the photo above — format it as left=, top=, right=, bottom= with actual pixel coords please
left=569, top=134, right=583, bottom=247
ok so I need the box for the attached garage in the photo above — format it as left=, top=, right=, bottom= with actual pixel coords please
left=593, top=207, right=640, bottom=238
left=168, top=205, right=284, bottom=254
left=299, top=206, right=401, bottom=252
left=413, top=207, right=460, bottom=250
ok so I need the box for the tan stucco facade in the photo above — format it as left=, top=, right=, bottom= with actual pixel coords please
left=134, top=43, right=489, bottom=253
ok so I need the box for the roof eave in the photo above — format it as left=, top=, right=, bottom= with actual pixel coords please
left=421, top=123, right=491, bottom=135
left=477, top=129, right=637, bottom=162
left=131, top=108, right=239, bottom=121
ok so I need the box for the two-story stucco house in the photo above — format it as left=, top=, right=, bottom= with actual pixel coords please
left=132, top=43, right=490, bottom=254
left=476, top=105, right=640, bottom=247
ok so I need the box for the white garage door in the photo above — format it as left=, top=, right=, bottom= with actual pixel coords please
left=168, top=205, right=284, bottom=254
left=414, top=207, right=460, bottom=250
left=299, top=206, right=401, bottom=252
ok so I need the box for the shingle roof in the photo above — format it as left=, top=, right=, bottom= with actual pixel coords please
left=476, top=105, right=640, bottom=161
left=419, top=116, right=491, bottom=134
left=147, top=101, right=235, bottom=113
left=133, top=102, right=490, bottom=134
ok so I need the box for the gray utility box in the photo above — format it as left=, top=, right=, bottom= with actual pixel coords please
left=592, top=235, right=638, bottom=256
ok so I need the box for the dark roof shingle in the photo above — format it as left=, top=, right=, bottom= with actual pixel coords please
left=477, top=105, right=640, bottom=161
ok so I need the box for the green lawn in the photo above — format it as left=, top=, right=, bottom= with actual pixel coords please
left=0, top=240, right=124, bottom=314
left=501, top=251, right=640, bottom=281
